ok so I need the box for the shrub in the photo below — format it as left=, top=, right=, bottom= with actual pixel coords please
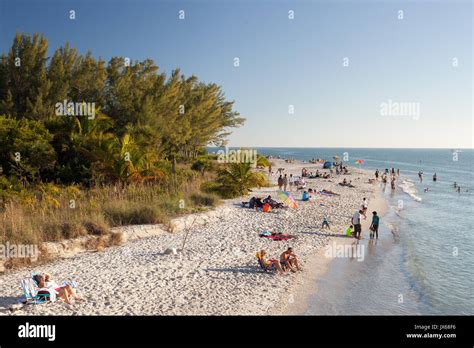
left=103, top=202, right=164, bottom=226
left=190, top=193, right=219, bottom=207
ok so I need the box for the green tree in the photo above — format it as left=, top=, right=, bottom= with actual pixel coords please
left=217, top=162, right=268, bottom=197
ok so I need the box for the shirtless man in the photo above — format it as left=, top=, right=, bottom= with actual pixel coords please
left=280, top=247, right=302, bottom=272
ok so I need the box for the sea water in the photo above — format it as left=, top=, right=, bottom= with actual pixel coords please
left=209, top=148, right=474, bottom=314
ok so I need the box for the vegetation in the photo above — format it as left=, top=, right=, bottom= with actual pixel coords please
left=0, top=33, right=270, bottom=256
left=0, top=32, right=247, bottom=246
left=216, top=163, right=269, bottom=197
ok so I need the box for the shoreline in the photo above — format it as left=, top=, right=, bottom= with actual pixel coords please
left=275, top=181, right=388, bottom=315
left=0, top=159, right=388, bottom=315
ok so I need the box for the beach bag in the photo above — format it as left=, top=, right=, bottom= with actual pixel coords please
left=262, top=203, right=271, bottom=213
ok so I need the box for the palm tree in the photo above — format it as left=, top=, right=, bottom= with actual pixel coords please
left=217, top=162, right=268, bottom=197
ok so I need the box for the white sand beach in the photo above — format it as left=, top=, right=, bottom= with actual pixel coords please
left=0, top=159, right=387, bottom=315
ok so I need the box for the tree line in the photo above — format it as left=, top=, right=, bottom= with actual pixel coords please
left=0, top=33, right=244, bottom=187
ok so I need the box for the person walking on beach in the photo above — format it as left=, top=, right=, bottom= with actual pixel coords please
left=375, top=169, right=379, bottom=180
left=352, top=210, right=362, bottom=239
left=370, top=211, right=380, bottom=239
left=289, top=174, right=294, bottom=191
left=321, top=217, right=330, bottom=230
left=361, top=198, right=368, bottom=218
left=277, top=175, right=284, bottom=190
left=283, top=174, right=288, bottom=192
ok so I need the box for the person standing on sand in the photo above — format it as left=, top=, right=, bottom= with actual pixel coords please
left=375, top=169, right=379, bottom=180
left=361, top=198, right=368, bottom=218
left=268, top=164, right=272, bottom=176
left=352, top=210, right=362, bottom=239
left=289, top=174, right=294, bottom=191
left=370, top=211, right=380, bottom=239
left=321, top=217, right=330, bottom=230
left=277, top=175, right=284, bottom=190
left=283, top=174, right=288, bottom=192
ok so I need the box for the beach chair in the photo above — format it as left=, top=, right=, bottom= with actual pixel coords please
left=257, top=258, right=270, bottom=272
left=20, top=277, right=56, bottom=304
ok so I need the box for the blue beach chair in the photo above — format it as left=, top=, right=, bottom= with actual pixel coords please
left=20, top=277, right=56, bottom=304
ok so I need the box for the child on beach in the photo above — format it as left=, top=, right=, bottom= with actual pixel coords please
left=322, top=217, right=330, bottom=230
left=302, top=191, right=310, bottom=201
left=345, top=225, right=353, bottom=237
left=361, top=198, right=368, bottom=218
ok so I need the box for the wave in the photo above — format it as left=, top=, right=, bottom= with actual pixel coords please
left=398, top=180, right=422, bottom=202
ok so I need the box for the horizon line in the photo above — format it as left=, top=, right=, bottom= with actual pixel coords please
left=209, top=146, right=473, bottom=150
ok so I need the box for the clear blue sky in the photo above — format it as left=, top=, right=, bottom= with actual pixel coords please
left=0, top=0, right=472, bottom=148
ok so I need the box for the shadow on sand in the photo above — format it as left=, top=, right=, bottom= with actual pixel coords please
left=204, top=265, right=269, bottom=274
left=300, top=231, right=353, bottom=239
left=0, top=295, right=22, bottom=309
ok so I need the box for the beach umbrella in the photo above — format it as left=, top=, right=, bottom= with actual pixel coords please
left=277, top=190, right=299, bottom=209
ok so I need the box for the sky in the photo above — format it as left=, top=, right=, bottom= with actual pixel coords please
left=0, top=0, right=472, bottom=148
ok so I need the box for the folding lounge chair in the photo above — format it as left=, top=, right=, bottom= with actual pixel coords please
left=20, top=277, right=56, bottom=304
left=257, top=258, right=277, bottom=273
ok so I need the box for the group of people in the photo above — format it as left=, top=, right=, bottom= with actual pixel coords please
left=375, top=168, right=398, bottom=190
left=247, top=195, right=283, bottom=210
left=339, top=178, right=355, bottom=187
left=277, top=174, right=306, bottom=191
left=335, top=165, right=349, bottom=175
left=349, top=198, right=380, bottom=240
left=453, top=182, right=468, bottom=193
left=256, top=248, right=302, bottom=275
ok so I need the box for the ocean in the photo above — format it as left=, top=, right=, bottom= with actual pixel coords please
left=209, top=147, right=474, bottom=315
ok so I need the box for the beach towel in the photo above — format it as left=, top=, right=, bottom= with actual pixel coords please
left=259, top=232, right=296, bottom=241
